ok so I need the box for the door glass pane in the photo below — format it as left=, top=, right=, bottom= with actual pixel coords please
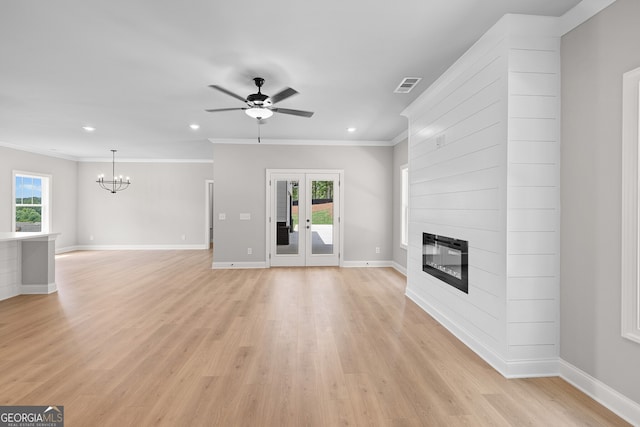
left=310, top=180, right=334, bottom=255
left=276, top=180, right=299, bottom=255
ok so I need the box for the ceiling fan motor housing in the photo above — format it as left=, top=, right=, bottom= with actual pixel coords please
left=247, top=92, right=271, bottom=107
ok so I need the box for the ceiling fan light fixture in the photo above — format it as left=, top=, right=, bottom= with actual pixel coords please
left=245, top=107, right=273, bottom=120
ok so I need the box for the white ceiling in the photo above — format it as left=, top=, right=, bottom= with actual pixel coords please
left=0, top=0, right=582, bottom=160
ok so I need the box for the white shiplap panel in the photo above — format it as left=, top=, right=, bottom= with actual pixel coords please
left=509, top=96, right=558, bottom=120
left=509, top=117, right=558, bottom=141
left=412, top=80, right=503, bottom=142
left=410, top=275, right=502, bottom=341
left=406, top=16, right=560, bottom=373
left=510, top=36, right=559, bottom=52
left=508, top=344, right=557, bottom=360
left=508, top=163, right=558, bottom=187
left=508, top=299, right=556, bottom=323
left=415, top=122, right=503, bottom=167
left=509, top=50, right=559, bottom=74
left=413, top=145, right=503, bottom=184
left=413, top=188, right=499, bottom=211
left=507, top=254, right=556, bottom=277
left=412, top=166, right=501, bottom=196
left=469, top=265, right=503, bottom=297
left=507, top=210, right=556, bottom=232
left=413, top=209, right=500, bottom=232
left=507, top=140, right=559, bottom=164
left=508, top=322, right=556, bottom=346
left=409, top=45, right=506, bottom=138
left=471, top=247, right=503, bottom=276
left=509, top=72, right=558, bottom=97
left=508, top=277, right=558, bottom=300
left=507, top=187, right=558, bottom=209
left=507, top=232, right=557, bottom=254
left=471, top=286, right=502, bottom=319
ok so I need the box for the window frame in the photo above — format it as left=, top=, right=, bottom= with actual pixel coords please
left=621, top=66, right=640, bottom=344
left=400, top=164, right=409, bottom=249
left=12, top=171, right=51, bottom=233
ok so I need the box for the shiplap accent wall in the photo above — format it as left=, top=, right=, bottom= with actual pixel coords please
left=403, top=14, right=560, bottom=377
left=0, top=241, right=20, bottom=301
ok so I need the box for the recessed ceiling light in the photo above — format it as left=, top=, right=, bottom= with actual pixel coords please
left=347, top=127, right=357, bottom=133
left=189, top=124, right=200, bottom=130
left=82, top=126, right=96, bottom=132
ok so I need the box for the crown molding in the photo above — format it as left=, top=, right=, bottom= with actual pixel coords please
left=77, top=158, right=214, bottom=163
left=391, top=130, right=408, bottom=146
left=0, top=141, right=79, bottom=161
left=208, top=138, right=394, bottom=147
left=560, top=0, right=617, bottom=35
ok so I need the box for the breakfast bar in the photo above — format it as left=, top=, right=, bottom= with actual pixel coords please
left=0, top=232, right=60, bottom=300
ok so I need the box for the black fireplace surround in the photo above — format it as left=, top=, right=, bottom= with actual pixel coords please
left=422, top=233, right=468, bottom=294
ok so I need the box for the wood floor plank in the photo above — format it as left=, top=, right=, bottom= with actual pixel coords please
left=0, top=249, right=631, bottom=426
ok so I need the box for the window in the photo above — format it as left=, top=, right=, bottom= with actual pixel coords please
left=621, top=66, right=640, bottom=344
left=401, top=164, right=409, bottom=248
left=13, top=172, right=50, bottom=233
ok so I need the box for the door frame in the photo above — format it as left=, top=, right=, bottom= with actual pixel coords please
left=265, top=169, right=344, bottom=267
left=204, top=179, right=214, bottom=250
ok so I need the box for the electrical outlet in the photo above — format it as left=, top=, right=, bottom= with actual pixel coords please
left=89, top=235, right=94, bottom=241
left=247, top=248, right=252, bottom=255
left=375, top=247, right=380, bottom=254
left=181, top=234, right=186, bottom=241
left=218, top=213, right=226, bottom=220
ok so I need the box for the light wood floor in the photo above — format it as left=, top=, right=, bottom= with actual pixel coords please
left=0, top=250, right=630, bottom=426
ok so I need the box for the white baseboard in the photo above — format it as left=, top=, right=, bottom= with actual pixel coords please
left=391, top=261, right=407, bottom=276
left=406, top=286, right=640, bottom=424
left=21, top=282, right=57, bottom=295
left=406, top=286, right=559, bottom=379
left=72, top=244, right=208, bottom=251
left=559, top=359, right=640, bottom=426
left=406, top=287, right=510, bottom=375
left=56, top=245, right=80, bottom=254
left=0, top=286, right=20, bottom=302
left=211, top=261, right=267, bottom=269
left=342, top=260, right=393, bottom=268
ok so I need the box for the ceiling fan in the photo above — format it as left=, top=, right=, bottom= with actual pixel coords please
left=205, top=77, right=314, bottom=120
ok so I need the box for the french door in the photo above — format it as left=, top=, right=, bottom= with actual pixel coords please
left=268, top=170, right=342, bottom=267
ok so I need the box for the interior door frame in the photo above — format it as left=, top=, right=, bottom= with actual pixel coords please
left=265, top=169, right=344, bottom=268
left=204, top=179, right=214, bottom=250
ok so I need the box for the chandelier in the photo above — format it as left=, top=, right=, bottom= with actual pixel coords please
left=96, top=150, right=131, bottom=193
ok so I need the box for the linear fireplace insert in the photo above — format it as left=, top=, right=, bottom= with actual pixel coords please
left=423, top=233, right=468, bottom=293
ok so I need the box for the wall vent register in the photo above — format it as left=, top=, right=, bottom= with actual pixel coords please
left=423, top=233, right=468, bottom=294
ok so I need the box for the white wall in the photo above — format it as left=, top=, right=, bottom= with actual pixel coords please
left=0, top=146, right=78, bottom=250
left=561, top=0, right=640, bottom=404
left=402, top=14, right=561, bottom=377
left=212, top=143, right=393, bottom=265
left=76, top=161, right=213, bottom=248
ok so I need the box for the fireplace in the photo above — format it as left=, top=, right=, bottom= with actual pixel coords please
left=423, top=233, right=468, bottom=293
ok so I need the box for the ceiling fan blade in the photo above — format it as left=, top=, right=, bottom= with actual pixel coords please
left=269, top=87, right=298, bottom=104
left=208, top=85, right=247, bottom=102
left=272, top=107, right=314, bottom=118
left=205, top=107, right=247, bottom=113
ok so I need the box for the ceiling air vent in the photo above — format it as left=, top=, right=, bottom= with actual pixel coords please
left=394, top=77, right=422, bottom=94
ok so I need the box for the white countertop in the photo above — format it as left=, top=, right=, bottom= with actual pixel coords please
left=0, top=232, right=61, bottom=242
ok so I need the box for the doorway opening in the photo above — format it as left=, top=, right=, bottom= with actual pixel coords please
left=205, top=180, right=214, bottom=250
left=267, top=170, right=343, bottom=267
